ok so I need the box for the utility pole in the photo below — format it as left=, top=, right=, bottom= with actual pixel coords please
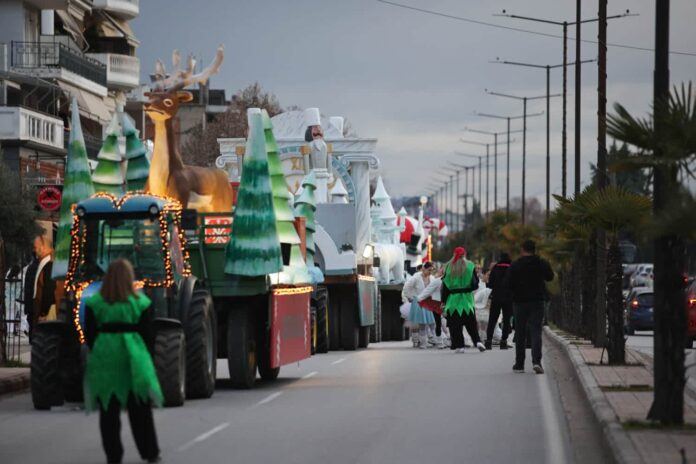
left=498, top=9, right=634, bottom=197
left=575, top=0, right=582, bottom=195
left=455, top=152, right=485, bottom=213
left=459, top=138, right=509, bottom=216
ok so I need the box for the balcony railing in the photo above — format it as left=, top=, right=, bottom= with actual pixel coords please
left=91, top=0, right=139, bottom=18
left=87, top=53, right=140, bottom=89
left=11, top=41, right=107, bottom=87
left=0, top=106, right=65, bottom=151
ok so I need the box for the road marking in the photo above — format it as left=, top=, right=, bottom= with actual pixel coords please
left=331, top=357, right=346, bottom=365
left=302, top=371, right=318, bottom=379
left=537, top=367, right=567, bottom=464
left=177, top=422, right=229, bottom=452
left=255, top=391, right=283, bottom=406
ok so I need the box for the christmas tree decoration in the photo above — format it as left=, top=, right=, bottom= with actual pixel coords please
left=224, top=110, right=283, bottom=276
left=120, top=111, right=150, bottom=191
left=294, top=171, right=324, bottom=284
left=262, top=110, right=310, bottom=284
left=92, top=114, right=125, bottom=195
left=52, top=98, right=95, bottom=279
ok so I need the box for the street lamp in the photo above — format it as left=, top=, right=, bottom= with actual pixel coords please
left=459, top=137, right=510, bottom=216
left=463, top=127, right=521, bottom=212
left=497, top=9, right=634, bottom=196
left=454, top=152, right=484, bottom=208
left=492, top=58, right=594, bottom=207
left=485, top=89, right=550, bottom=224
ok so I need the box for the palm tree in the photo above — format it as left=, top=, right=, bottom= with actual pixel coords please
left=608, top=82, right=696, bottom=424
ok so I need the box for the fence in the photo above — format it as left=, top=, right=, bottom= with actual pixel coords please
left=1, top=265, right=27, bottom=364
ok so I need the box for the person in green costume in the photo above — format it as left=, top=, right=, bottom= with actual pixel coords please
left=83, top=259, right=162, bottom=463
left=442, top=247, right=486, bottom=353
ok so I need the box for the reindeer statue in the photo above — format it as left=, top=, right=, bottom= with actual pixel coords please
left=145, top=45, right=233, bottom=212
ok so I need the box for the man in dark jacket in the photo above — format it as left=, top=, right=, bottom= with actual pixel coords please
left=508, top=240, right=554, bottom=374
left=485, top=252, right=513, bottom=350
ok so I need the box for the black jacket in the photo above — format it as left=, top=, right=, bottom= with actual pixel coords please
left=507, top=255, right=554, bottom=303
left=487, top=261, right=512, bottom=303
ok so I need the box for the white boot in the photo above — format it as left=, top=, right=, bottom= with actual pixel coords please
left=419, top=330, right=428, bottom=349
left=435, top=336, right=445, bottom=349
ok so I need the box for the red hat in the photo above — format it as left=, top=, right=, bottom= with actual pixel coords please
left=452, top=247, right=466, bottom=263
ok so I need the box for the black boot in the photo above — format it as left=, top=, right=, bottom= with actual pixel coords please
left=500, top=340, right=509, bottom=350
left=484, top=340, right=492, bottom=350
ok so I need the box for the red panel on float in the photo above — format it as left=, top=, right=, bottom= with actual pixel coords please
left=270, top=287, right=312, bottom=368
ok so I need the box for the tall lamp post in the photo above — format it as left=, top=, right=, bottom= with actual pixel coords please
left=459, top=138, right=510, bottom=215
left=492, top=58, right=593, bottom=212
left=497, top=9, right=633, bottom=196
left=485, top=90, right=547, bottom=224
left=454, top=152, right=484, bottom=209
left=449, top=162, right=477, bottom=228
left=463, top=127, right=521, bottom=212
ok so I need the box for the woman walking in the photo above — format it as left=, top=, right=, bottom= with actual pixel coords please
left=402, top=261, right=436, bottom=348
left=84, top=259, right=162, bottom=463
left=442, top=247, right=486, bottom=353
left=485, top=252, right=513, bottom=350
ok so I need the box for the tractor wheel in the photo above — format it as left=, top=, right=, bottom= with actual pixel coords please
left=227, top=308, right=257, bottom=389
left=184, top=289, right=217, bottom=399
left=310, top=304, right=317, bottom=355
left=340, top=292, right=359, bottom=351
left=314, top=288, right=329, bottom=354
left=370, top=290, right=382, bottom=343
left=155, top=327, right=186, bottom=407
left=358, top=325, right=370, bottom=348
left=257, top=352, right=280, bottom=381
left=31, top=327, right=64, bottom=410
left=328, top=289, right=342, bottom=351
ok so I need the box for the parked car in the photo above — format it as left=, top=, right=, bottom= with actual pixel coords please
left=630, top=264, right=653, bottom=288
left=686, top=279, right=696, bottom=348
left=624, top=287, right=654, bottom=335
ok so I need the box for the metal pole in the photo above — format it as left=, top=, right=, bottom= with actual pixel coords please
left=522, top=97, right=527, bottom=225
left=575, top=0, right=582, bottom=196
left=450, top=175, right=455, bottom=233
left=456, top=170, right=460, bottom=234
left=546, top=64, right=551, bottom=220
left=485, top=144, right=490, bottom=215
left=506, top=117, right=511, bottom=219
left=562, top=21, right=568, bottom=198
left=494, top=133, right=498, bottom=211
left=478, top=157, right=482, bottom=210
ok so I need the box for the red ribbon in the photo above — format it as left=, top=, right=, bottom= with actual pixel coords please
left=452, top=247, right=466, bottom=263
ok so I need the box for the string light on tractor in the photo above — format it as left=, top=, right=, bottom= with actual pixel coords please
left=357, top=275, right=376, bottom=282
left=272, top=286, right=313, bottom=296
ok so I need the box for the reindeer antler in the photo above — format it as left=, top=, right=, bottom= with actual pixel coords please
left=151, top=45, right=224, bottom=92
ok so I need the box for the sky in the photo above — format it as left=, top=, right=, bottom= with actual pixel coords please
left=131, top=0, right=696, bottom=204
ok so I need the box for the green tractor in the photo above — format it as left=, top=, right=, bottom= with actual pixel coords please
left=30, top=193, right=216, bottom=409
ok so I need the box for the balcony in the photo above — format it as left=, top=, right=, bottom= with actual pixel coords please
left=10, top=41, right=107, bottom=92
left=91, top=0, right=139, bottom=19
left=0, top=107, right=65, bottom=152
left=88, top=53, right=140, bottom=90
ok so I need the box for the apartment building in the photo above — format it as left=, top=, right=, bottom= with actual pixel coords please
left=0, top=0, right=140, bottom=217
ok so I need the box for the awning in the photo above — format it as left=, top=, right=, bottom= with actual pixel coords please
left=57, top=81, right=113, bottom=124
left=55, top=10, right=87, bottom=50
left=95, top=11, right=140, bottom=47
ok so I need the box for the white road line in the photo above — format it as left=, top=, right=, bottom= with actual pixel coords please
left=537, top=368, right=567, bottom=464
left=302, top=371, right=318, bottom=379
left=255, top=391, right=283, bottom=406
left=177, top=422, right=230, bottom=452
left=331, top=357, right=346, bottom=365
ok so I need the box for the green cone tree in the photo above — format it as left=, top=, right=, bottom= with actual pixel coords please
left=121, top=112, right=150, bottom=191
left=92, top=114, right=124, bottom=195
left=52, top=98, right=95, bottom=279
left=224, top=111, right=282, bottom=276
left=294, top=171, right=323, bottom=283
left=262, top=110, right=310, bottom=284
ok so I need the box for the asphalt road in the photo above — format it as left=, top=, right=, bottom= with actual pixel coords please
left=0, top=341, right=587, bottom=464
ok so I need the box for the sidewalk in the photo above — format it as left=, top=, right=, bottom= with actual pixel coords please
left=0, top=337, right=31, bottom=396
left=546, top=327, right=696, bottom=464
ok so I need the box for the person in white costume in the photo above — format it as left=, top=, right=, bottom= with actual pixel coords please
left=402, top=262, right=436, bottom=348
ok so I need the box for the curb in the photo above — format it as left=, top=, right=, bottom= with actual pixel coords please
left=544, top=327, right=645, bottom=464
left=0, top=369, right=30, bottom=396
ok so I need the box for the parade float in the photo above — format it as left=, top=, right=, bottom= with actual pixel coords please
left=218, top=108, right=380, bottom=351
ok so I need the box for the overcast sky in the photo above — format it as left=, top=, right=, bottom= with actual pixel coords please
left=131, top=0, right=696, bottom=202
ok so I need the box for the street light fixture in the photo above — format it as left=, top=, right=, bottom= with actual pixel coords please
left=448, top=161, right=476, bottom=229
left=459, top=137, right=511, bottom=216
left=484, top=90, right=550, bottom=224
left=463, top=127, right=522, bottom=212
left=454, top=152, right=484, bottom=210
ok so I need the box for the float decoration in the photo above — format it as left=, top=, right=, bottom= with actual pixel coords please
left=224, top=110, right=283, bottom=276
left=294, top=171, right=324, bottom=284
left=92, top=114, right=125, bottom=195
left=121, top=112, right=150, bottom=191
left=52, top=98, right=96, bottom=279
left=262, top=110, right=310, bottom=285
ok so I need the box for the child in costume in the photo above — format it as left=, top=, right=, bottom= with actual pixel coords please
left=417, top=265, right=446, bottom=348
left=402, top=261, right=436, bottom=348
left=442, top=247, right=486, bottom=353
left=83, top=259, right=162, bottom=463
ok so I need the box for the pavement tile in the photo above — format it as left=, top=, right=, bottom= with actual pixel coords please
left=630, top=431, right=690, bottom=464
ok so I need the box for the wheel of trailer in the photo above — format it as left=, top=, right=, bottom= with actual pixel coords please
left=314, top=288, right=330, bottom=353
left=328, top=289, right=342, bottom=351
left=227, top=308, right=257, bottom=389
left=257, top=353, right=280, bottom=381
left=370, top=290, right=382, bottom=343
left=310, top=304, right=317, bottom=355
left=339, top=292, right=359, bottom=350
left=31, top=326, right=64, bottom=410
left=184, top=289, right=217, bottom=399
left=155, top=327, right=186, bottom=407
left=358, top=325, right=370, bottom=348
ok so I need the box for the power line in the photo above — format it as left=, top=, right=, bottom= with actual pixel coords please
left=375, top=0, right=696, bottom=57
